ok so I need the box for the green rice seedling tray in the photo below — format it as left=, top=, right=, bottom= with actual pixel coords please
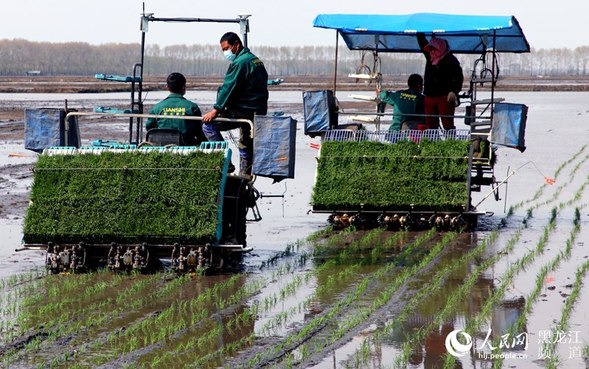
left=312, top=139, right=471, bottom=212
left=23, top=147, right=228, bottom=245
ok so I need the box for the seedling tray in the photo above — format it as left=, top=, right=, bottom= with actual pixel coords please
left=312, top=139, right=471, bottom=212
left=24, top=149, right=227, bottom=245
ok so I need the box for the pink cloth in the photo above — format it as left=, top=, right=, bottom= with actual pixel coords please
left=425, top=37, right=449, bottom=65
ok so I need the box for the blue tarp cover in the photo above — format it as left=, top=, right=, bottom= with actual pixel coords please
left=253, top=115, right=297, bottom=182
left=303, top=90, right=337, bottom=135
left=491, top=103, right=527, bottom=152
left=24, top=108, right=80, bottom=153
left=313, top=13, right=529, bottom=54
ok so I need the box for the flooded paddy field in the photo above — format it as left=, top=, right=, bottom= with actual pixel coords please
left=0, top=89, right=588, bottom=368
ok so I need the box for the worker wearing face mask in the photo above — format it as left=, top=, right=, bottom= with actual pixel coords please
left=202, top=32, right=268, bottom=176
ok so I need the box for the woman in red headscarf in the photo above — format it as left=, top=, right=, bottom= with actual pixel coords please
left=417, top=33, right=464, bottom=130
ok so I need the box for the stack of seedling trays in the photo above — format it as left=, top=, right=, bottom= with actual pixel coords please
left=23, top=145, right=230, bottom=246
left=312, top=134, right=471, bottom=213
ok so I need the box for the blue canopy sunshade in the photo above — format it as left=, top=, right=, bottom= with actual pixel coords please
left=313, top=13, right=530, bottom=54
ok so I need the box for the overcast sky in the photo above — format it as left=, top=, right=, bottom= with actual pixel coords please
left=4, top=0, right=586, bottom=49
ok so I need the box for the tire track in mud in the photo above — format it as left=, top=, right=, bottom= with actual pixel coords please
left=0, top=162, right=34, bottom=219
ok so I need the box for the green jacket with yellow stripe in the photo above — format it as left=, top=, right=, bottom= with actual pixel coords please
left=146, top=93, right=203, bottom=145
left=214, top=47, right=269, bottom=115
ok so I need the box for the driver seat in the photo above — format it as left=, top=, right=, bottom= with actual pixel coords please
left=145, top=128, right=184, bottom=146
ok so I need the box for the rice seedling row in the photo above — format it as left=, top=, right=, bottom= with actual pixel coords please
left=356, top=185, right=571, bottom=368
left=0, top=269, right=45, bottom=293
left=132, top=231, right=424, bottom=367
left=528, top=157, right=589, bottom=215
left=406, top=203, right=556, bottom=368
left=3, top=272, right=248, bottom=367
left=84, top=234, right=362, bottom=366
left=38, top=275, right=260, bottom=368
left=234, top=231, right=449, bottom=368
left=15, top=272, right=162, bottom=346
left=490, top=208, right=584, bottom=368
left=366, top=226, right=518, bottom=368
left=442, top=210, right=574, bottom=368
left=444, top=176, right=586, bottom=368
left=21, top=271, right=139, bottom=329
left=336, top=231, right=499, bottom=369
left=538, top=246, right=588, bottom=368
left=89, top=276, right=262, bottom=363
left=254, top=230, right=408, bottom=325
left=114, top=231, right=383, bottom=367
left=509, top=144, right=587, bottom=213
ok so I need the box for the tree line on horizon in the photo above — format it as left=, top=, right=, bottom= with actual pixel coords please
left=2, top=39, right=589, bottom=78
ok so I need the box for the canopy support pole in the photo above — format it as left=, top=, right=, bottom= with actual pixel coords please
left=333, top=31, right=339, bottom=95
left=489, top=30, right=497, bottom=139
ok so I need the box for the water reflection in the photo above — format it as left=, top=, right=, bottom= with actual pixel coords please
left=379, top=232, right=527, bottom=369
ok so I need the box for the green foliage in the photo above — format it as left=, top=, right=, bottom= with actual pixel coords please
left=312, top=139, right=470, bottom=211
left=23, top=150, right=226, bottom=244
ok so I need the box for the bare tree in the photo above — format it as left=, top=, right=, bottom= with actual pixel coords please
left=1, top=39, right=589, bottom=77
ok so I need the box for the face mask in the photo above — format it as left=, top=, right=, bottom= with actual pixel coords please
left=223, top=49, right=235, bottom=62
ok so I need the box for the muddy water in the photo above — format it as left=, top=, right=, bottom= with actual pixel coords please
left=1, top=91, right=589, bottom=368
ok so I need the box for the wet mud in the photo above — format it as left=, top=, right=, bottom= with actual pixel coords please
left=1, top=91, right=589, bottom=368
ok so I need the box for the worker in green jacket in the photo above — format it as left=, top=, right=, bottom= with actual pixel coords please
left=145, top=72, right=205, bottom=146
left=202, top=32, right=269, bottom=175
left=379, top=74, right=425, bottom=131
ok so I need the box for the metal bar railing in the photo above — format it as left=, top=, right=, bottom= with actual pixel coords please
left=63, top=112, right=253, bottom=147
left=339, top=111, right=490, bottom=120
left=323, top=129, right=471, bottom=143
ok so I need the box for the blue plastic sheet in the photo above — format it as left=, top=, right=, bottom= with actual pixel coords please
left=491, top=103, right=527, bottom=152
left=313, top=13, right=530, bottom=54
left=303, top=90, right=337, bottom=136
left=253, top=115, right=297, bottom=182
left=24, top=108, right=80, bottom=152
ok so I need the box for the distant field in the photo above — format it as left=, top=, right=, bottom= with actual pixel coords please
left=1, top=74, right=588, bottom=128
left=2, top=75, right=589, bottom=94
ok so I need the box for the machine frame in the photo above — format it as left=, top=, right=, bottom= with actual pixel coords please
left=309, top=13, right=530, bottom=230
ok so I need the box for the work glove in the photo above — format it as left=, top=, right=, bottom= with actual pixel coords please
left=447, top=91, right=457, bottom=104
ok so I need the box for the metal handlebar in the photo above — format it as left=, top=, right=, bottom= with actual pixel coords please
left=63, top=111, right=253, bottom=147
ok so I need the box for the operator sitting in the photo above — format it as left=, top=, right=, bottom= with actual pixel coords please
left=145, top=72, right=206, bottom=146
left=378, top=74, right=425, bottom=131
